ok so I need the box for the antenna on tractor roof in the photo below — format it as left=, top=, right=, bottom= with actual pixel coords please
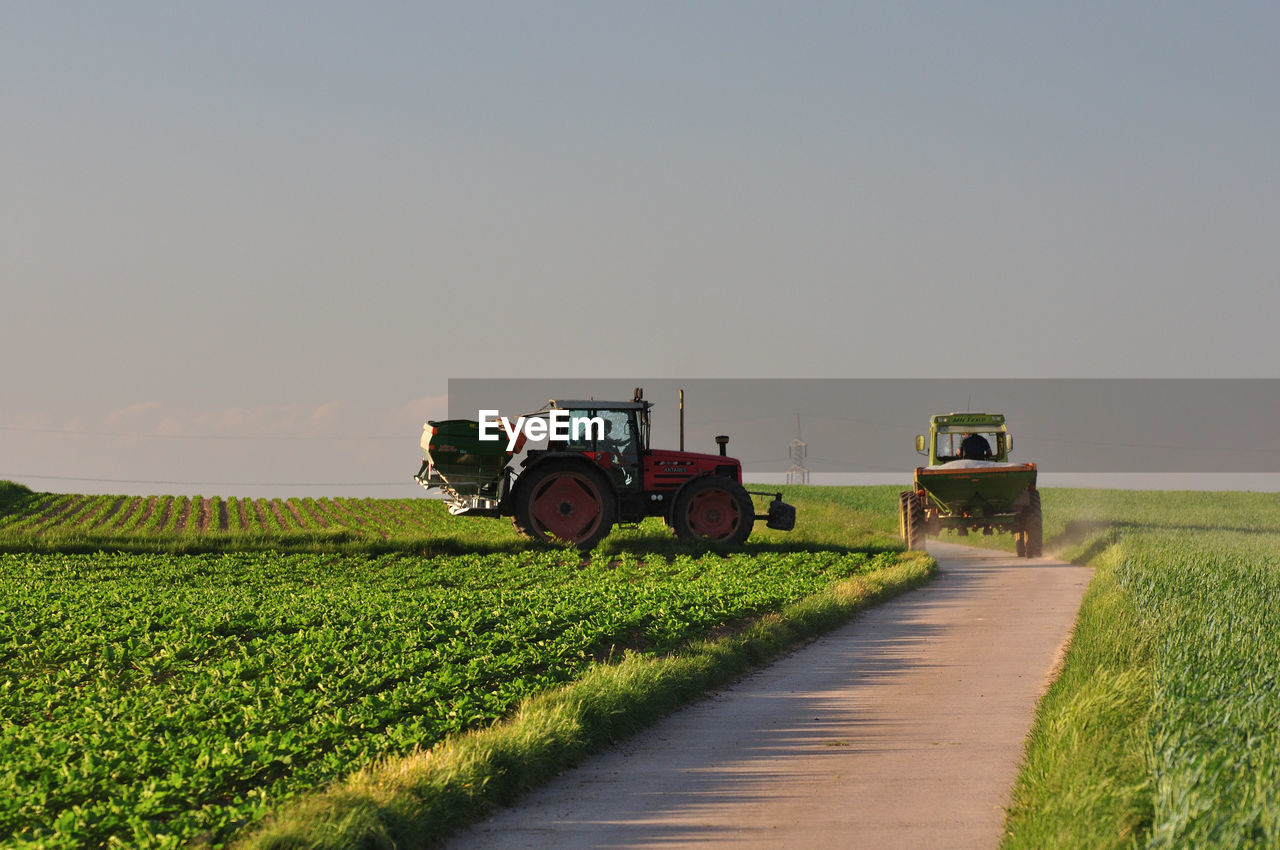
left=678, top=388, right=685, bottom=451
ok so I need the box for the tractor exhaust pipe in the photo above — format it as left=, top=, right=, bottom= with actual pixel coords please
left=716, top=435, right=729, bottom=456
left=679, top=388, right=685, bottom=451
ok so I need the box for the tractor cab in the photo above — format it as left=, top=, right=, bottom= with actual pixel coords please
left=543, top=399, right=649, bottom=453
left=902, top=411, right=1041, bottom=557
left=539, top=398, right=651, bottom=491
left=916, top=413, right=1013, bottom=466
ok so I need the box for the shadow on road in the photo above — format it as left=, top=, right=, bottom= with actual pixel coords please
left=449, top=543, right=1089, bottom=850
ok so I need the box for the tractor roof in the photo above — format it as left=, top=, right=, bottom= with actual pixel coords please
left=545, top=399, right=653, bottom=411
left=931, top=412, right=1007, bottom=431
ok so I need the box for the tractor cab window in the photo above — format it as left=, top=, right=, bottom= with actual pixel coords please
left=557, top=409, right=638, bottom=461
left=596, top=410, right=638, bottom=462
left=938, top=431, right=998, bottom=462
left=561, top=411, right=602, bottom=451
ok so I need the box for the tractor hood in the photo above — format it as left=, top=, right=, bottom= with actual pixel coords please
left=645, top=450, right=743, bottom=490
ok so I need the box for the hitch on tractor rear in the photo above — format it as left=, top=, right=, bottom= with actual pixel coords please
left=747, top=491, right=797, bottom=531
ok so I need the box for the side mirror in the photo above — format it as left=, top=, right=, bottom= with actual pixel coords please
left=915, top=435, right=926, bottom=454
left=1006, top=435, right=1013, bottom=454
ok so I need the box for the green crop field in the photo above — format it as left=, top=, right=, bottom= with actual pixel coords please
left=0, top=483, right=520, bottom=555
left=10, top=478, right=1276, bottom=850
left=0, top=481, right=928, bottom=849
left=906, top=486, right=1280, bottom=849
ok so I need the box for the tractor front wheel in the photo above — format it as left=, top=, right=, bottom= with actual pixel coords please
left=672, top=477, right=754, bottom=546
left=513, top=461, right=616, bottom=549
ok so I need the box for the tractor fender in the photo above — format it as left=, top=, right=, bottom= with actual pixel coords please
left=506, top=452, right=620, bottom=513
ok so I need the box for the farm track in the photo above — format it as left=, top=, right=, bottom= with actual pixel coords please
left=448, top=542, right=1091, bottom=850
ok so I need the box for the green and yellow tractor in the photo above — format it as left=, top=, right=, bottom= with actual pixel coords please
left=899, top=412, right=1042, bottom=557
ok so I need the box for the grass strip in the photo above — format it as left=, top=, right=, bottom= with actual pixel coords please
left=1001, top=539, right=1153, bottom=849
left=927, top=499, right=1156, bottom=848
left=904, top=488, right=1280, bottom=847
left=234, top=552, right=934, bottom=850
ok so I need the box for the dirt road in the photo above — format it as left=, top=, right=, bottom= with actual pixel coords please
left=447, top=541, right=1091, bottom=849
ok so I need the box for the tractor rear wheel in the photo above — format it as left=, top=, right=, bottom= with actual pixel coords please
left=1023, top=489, right=1043, bottom=557
left=898, top=491, right=911, bottom=542
left=672, top=477, right=754, bottom=546
left=513, top=460, right=616, bottom=549
left=904, top=491, right=926, bottom=551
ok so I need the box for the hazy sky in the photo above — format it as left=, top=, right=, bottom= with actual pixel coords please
left=4, top=3, right=1278, bottom=495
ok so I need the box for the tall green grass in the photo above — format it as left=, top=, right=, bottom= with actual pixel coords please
left=999, top=489, right=1280, bottom=849
left=1003, top=543, right=1153, bottom=849
left=1130, top=531, right=1280, bottom=847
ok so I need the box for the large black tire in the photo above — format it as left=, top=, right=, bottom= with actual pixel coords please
left=1023, top=488, right=1043, bottom=557
left=898, top=491, right=909, bottom=542
left=904, top=491, right=926, bottom=551
left=513, top=460, right=616, bottom=549
left=671, top=476, right=755, bottom=546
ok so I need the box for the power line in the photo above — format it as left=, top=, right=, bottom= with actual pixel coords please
left=1024, top=434, right=1280, bottom=454
left=1, top=473, right=407, bottom=487
left=0, top=426, right=408, bottom=442
left=806, top=456, right=906, bottom=472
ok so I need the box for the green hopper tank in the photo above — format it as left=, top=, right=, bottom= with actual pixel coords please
left=417, top=419, right=513, bottom=497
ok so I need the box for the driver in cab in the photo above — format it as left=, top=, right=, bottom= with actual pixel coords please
left=959, top=433, right=993, bottom=460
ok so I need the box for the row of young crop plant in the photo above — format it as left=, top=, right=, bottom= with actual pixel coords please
left=0, top=492, right=194, bottom=534
left=0, top=483, right=920, bottom=554
left=5, top=484, right=884, bottom=555
left=0, top=545, right=903, bottom=848
left=0, top=490, right=472, bottom=541
left=2, top=483, right=921, bottom=545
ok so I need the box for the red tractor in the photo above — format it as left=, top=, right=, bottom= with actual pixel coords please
left=414, top=389, right=795, bottom=549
